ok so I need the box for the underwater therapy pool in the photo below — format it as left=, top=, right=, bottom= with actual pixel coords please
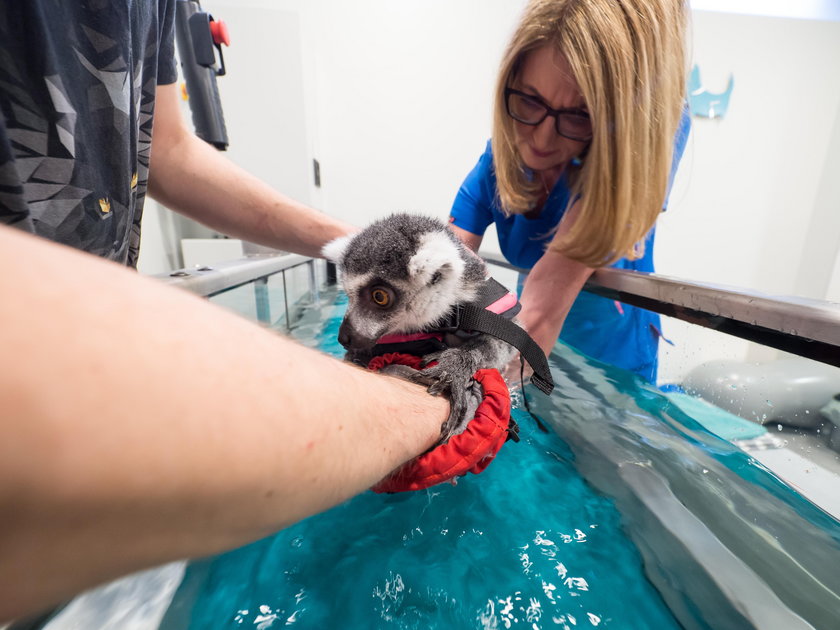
left=38, top=276, right=840, bottom=630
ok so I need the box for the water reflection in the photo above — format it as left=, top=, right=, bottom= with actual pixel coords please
left=537, top=343, right=840, bottom=629
left=163, top=288, right=840, bottom=630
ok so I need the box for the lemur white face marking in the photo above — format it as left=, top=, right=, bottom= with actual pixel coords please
left=340, top=271, right=375, bottom=300
left=407, top=231, right=465, bottom=285
left=344, top=273, right=386, bottom=341
left=399, top=231, right=470, bottom=331
left=324, top=236, right=384, bottom=340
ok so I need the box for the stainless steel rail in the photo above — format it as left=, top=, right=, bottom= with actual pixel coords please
left=152, top=251, right=840, bottom=367
left=155, top=253, right=312, bottom=296
left=154, top=253, right=319, bottom=328
left=481, top=251, right=840, bottom=368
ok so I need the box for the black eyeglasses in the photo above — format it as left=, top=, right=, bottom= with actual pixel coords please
left=504, top=87, right=592, bottom=142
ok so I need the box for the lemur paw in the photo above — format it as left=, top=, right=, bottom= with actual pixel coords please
left=417, top=349, right=477, bottom=393
left=415, top=349, right=483, bottom=441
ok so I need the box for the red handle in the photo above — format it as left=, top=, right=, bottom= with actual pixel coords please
left=209, top=19, right=230, bottom=47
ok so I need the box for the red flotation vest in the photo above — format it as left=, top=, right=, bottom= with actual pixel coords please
left=368, top=352, right=515, bottom=493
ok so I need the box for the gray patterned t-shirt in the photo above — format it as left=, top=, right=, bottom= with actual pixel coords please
left=0, top=0, right=177, bottom=267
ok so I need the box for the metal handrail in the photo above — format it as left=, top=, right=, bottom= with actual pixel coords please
left=154, top=253, right=319, bottom=329
left=155, top=253, right=312, bottom=296
left=152, top=251, right=840, bottom=367
left=481, top=251, right=840, bottom=368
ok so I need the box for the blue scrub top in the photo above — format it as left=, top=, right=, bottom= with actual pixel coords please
left=449, top=108, right=691, bottom=382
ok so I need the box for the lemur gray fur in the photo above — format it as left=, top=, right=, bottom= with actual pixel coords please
left=322, top=213, right=520, bottom=442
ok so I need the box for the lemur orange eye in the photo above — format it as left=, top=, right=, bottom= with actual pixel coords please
left=370, top=286, right=393, bottom=308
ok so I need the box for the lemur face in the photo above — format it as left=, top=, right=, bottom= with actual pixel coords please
left=335, top=269, right=447, bottom=351
left=322, top=213, right=485, bottom=351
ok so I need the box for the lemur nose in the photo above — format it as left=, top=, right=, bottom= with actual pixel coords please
left=337, top=319, right=354, bottom=348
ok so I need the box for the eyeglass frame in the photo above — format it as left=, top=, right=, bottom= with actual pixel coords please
left=504, top=87, right=593, bottom=142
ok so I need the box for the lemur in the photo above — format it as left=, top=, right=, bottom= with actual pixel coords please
left=322, top=213, right=552, bottom=442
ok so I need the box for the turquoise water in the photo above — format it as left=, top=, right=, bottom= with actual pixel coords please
left=173, top=292, right=680, bottom=629
left=169, top=288, right=840, bottom=629
left=179, top=418, right=679, bottom=629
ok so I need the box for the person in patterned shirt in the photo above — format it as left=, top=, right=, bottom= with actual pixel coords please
left=0, top=2, right=448, bottom=623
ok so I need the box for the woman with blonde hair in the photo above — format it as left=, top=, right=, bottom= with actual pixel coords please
left=449, top=0, right=691, bottom=382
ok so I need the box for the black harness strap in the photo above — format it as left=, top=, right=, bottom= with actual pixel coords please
left=370, top=277, right=553, bottom=396
left=430, top=277, right=553, bottom=395
left=435, top=278, right=554, bottom=394
left=454, top=302, right=554, bottom=395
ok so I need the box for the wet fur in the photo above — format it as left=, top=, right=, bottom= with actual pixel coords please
left=323, top=213, right=517, bottom=441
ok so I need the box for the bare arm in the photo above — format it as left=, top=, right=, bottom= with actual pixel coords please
left=147, top=83, right=354, bottom=258
left=518, top=201, right=594, bottom=355
left=518, top=248, right=593, bottom=355
left=448, top=223, right=483, bottom=252
left=0, top=226, right=446, bottom=623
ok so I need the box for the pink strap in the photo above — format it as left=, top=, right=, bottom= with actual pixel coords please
left=485, top=292, right=518, bottom=315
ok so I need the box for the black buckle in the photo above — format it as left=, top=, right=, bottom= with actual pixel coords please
left=506, top=417, right=520, bottom=442
left=432, top=304, right=465, bottom=334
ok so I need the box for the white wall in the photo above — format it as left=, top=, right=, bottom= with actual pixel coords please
left=797, top=96, right=840, bottom=304
left=139, top=0, right=319, bottom=275
left=308, top=0, right=526, bottom=234
left=656, top=11, right=840, bottom=380
left=658, top=11, right=840, bottom=295
left=140, top=1, right=840, bottom=383
left=209, top=2, right=313, bottom=208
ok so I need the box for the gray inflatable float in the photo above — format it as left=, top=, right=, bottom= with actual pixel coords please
left=683, top=357, right=840, bottom=430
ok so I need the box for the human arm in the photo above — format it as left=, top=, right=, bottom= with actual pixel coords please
left=518, top=248, right=593, bottom=356
left=0, top=226, right=446, bottom=623
left=446, top=141, right=496, bottom=252
left=146, top=83, right=354, bottom=258
left=448, top=223, right=483, bottom=252
left=517, top=201, right=594, bottom=356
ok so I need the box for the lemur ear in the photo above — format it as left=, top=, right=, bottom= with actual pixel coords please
left=321, top=234, right=352, bottom=263
left=408, top=232, right=465, bottom=286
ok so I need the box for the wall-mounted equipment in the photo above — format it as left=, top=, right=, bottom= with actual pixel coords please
left=175, top=0, right=231, bottom=150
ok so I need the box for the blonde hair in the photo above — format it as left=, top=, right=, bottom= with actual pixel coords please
left=492, top=0, right=688, bottom=266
